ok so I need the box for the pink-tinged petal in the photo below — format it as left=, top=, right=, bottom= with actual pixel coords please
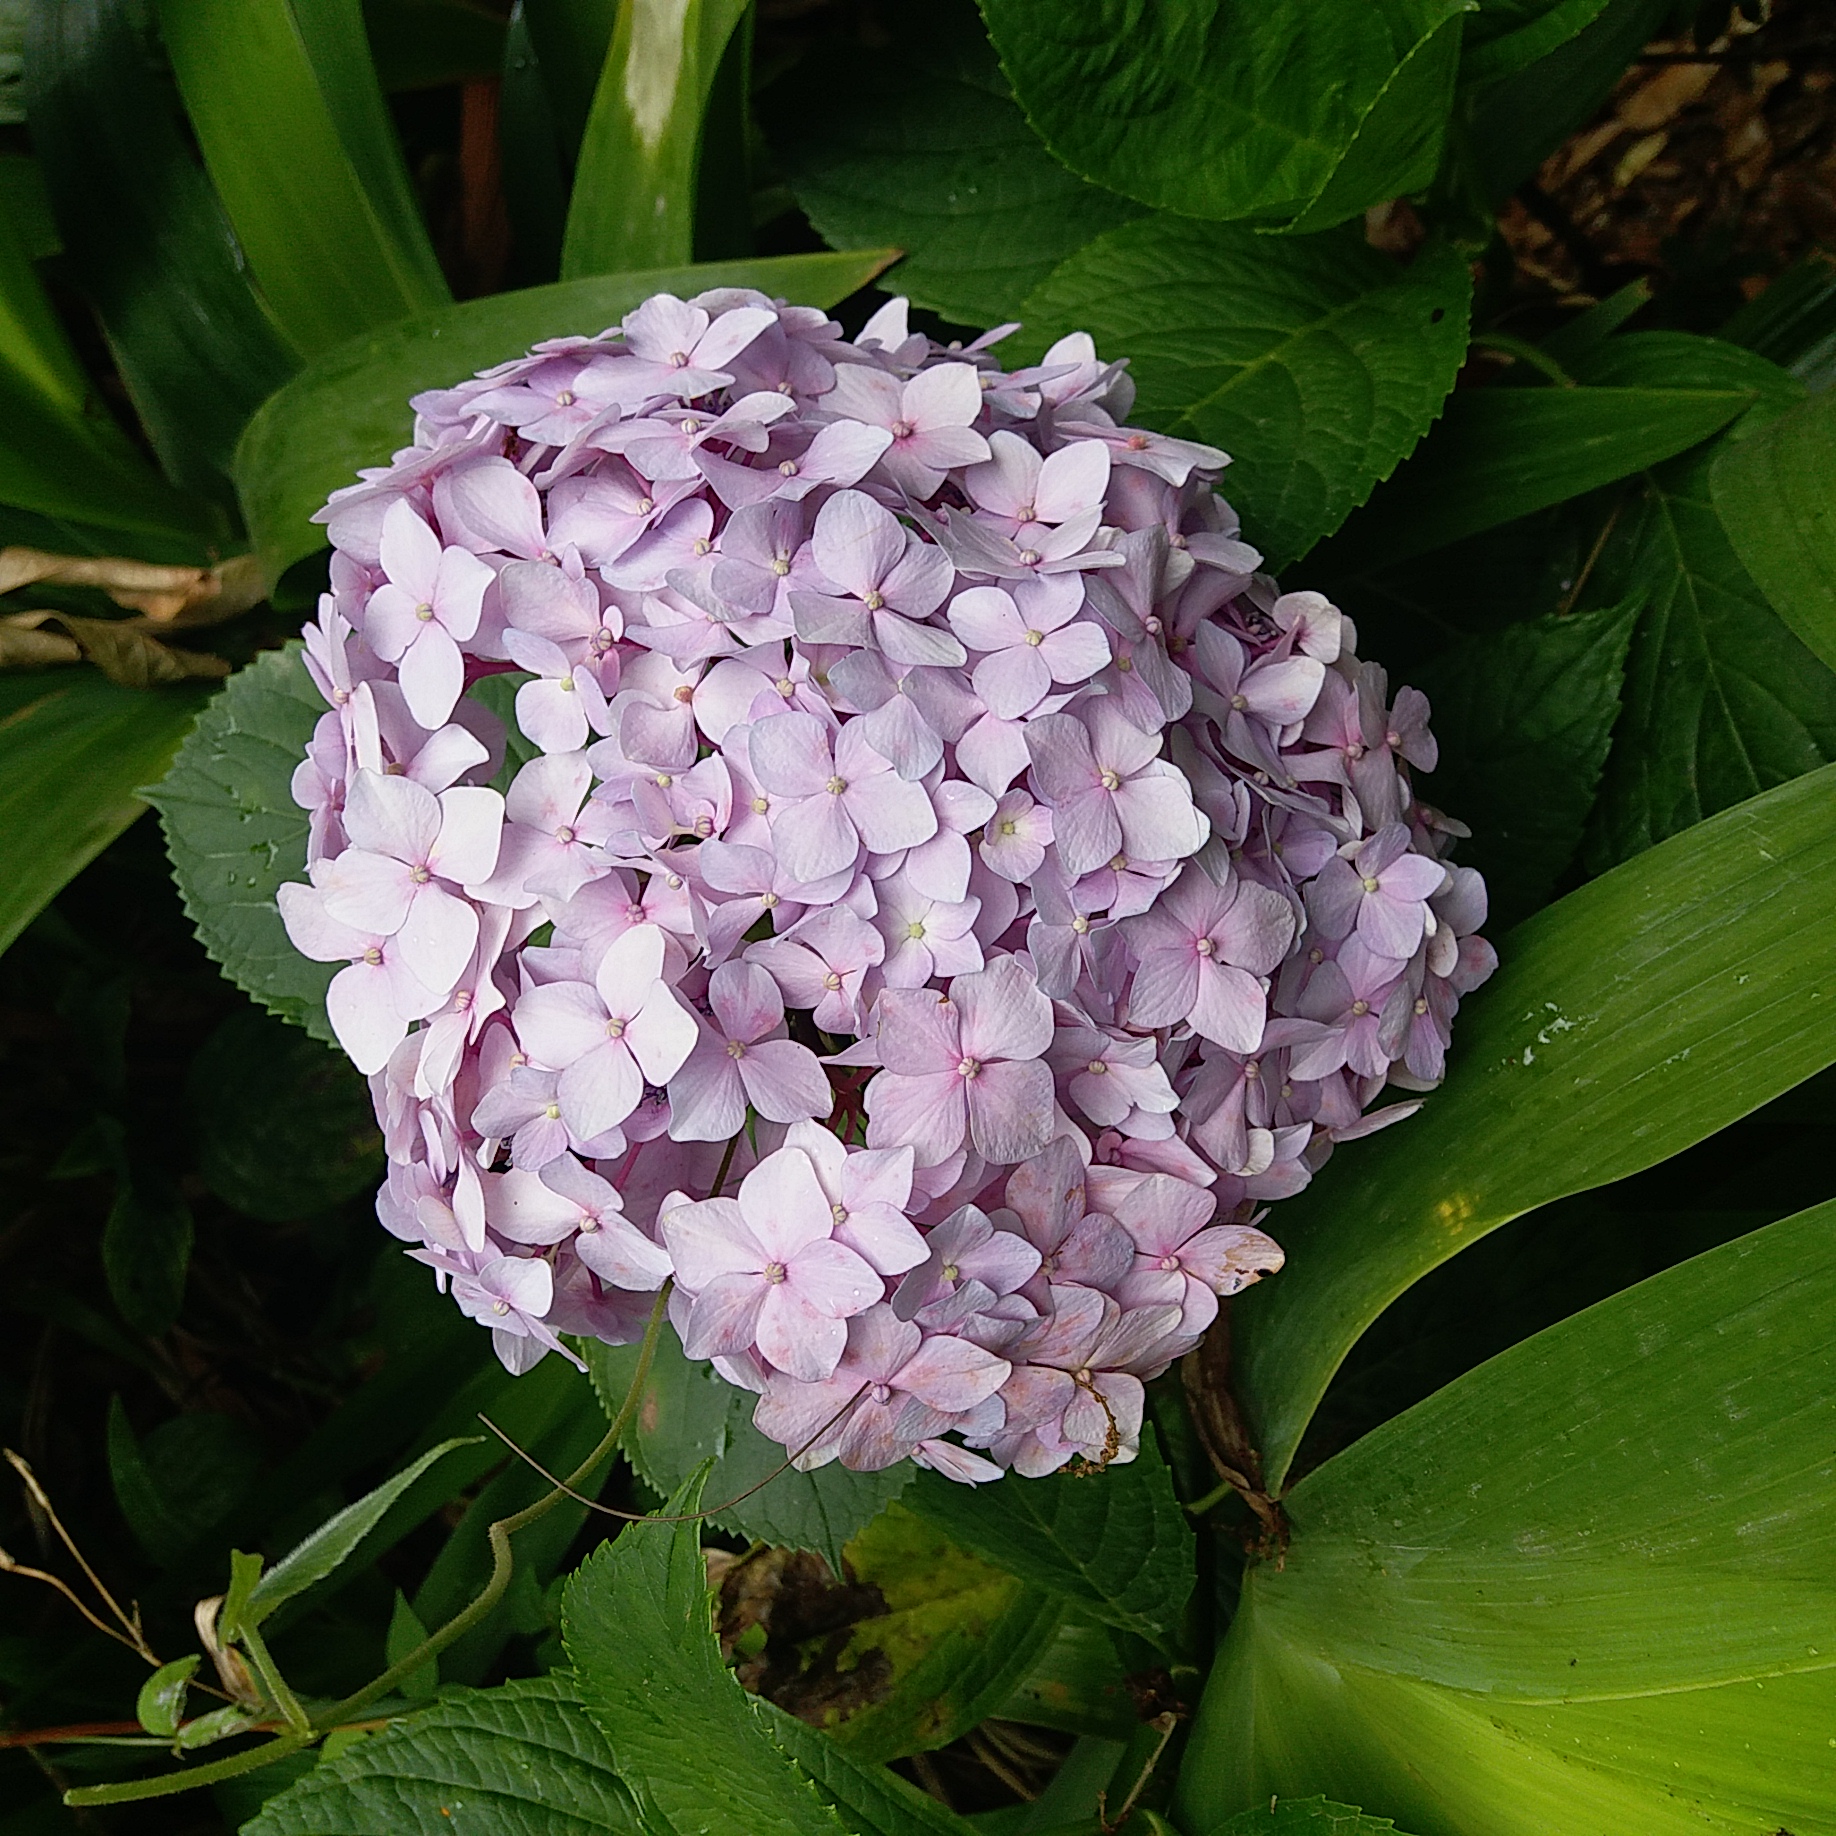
left=1357, top=892, right=1427, bottom=961
left=896, top=1336, right=1010, bottom=1411
left=693, top=304, right=777, bottom=369
left=1189, top=962, right=1266, bottom=1053
left=914, top=1440, right=1005, bottom=1485
left=1243, top=655, right=1325, bottom=723
left=665, top=1038, right=748, bottom=1142
left=823, top=361, right=902, bottom=426
left=811, top=489, right=903, bottom=596
left=748, top=709, right=834, bottom=797
left=1038, top=620, right=1111, bottom=686
left=756, top=1285, right=848, bottom=1381
left=1050, top=790, right=1122, bottom=880
left=874, top=987, right=962, bottom=1072
left=430, top=545, right=493, bottom=639
left=786, top=1237, right=881, bottom=1318
left=1112, top=765, right=1208, bottom=862
left=709, top=959, right=782, bottom=1042
left=320, top=849, right=417, bottom=936
left=802, top=419, right=895, bottom=486
left=515, top=678, right=589, bottom=753
left=434, top=785, right=505, bottom=885
left=973, top=645, right=1051, bottom=720
left=682, top=1272, right=768, bottom=1360
left=738, top=1039, right=832, bottom=1123
left=344, top=768, right=442, bottom=863
left=558, top=1039, right=644, bottom=1138
left=662, top=1195, right=761, bottom=1286
left=488, top=1168, right=581, bottom=1244
left=1380, top=852, right=1450, bottom=903
left=277, top=881, right=372, bottom=962
left=436, top=457, right=547, bottom=557
left=902, top=361, right=982, bottom=432
left=965, top=1057, right=1055, bottom=1164
left=1034, top=440, right=1111, bottom=522
left=625, top=986, right=699, bottom=1083
left=514, top=979, right=612, bottom=1066
left=593, top=923, right=668, bottom=1006
left=838, top=1203, right=928, bottom=1277
left=1217, top=878, right=1297, bottom=975
left=872, top=609, right=967, bottom=670
left=1307, top=859, right=1364, bottom=940
left=576, top=1214, right=674, bottom=1290
left=865, top=1069, right=966, bottom=1167
left=505, top=751, right=591, bottom=829
left=843, top=768, right=938, bottom=856
left=326, top=961, right=411, bottom=1074
left=397, top=626, right=466, bottom=729
left=378, top=498, right=442, bottom=597
left=1176, top=1223, right=1284, bottom=1295
left=947, top=585, right=1025, bottom=653
left=954, top=954, right=1052, bottom=1062
left=965, top=430, right=1039, bottom=517
left=396, top=886, right=480, bottom=994
left=736, top=1147, right=832, bottom=1260
left=773, top=793, right=860, bottom=884
left=362, top=584, right=424, bottom=662
left=1022, top=713, right=1098, bottom=804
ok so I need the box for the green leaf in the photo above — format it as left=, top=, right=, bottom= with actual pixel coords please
left=562, top=0, right=751, bottom=276
left=135, top=1655, right=199, bottom=1740
left=0, top=156, right=58, bottom=259
left=1712, top=382, right=1836, bottom=676
left=1459, top=0, right=1616, bottom=80
left=1721, top=245, right=1836, bottom=383
left=385, top=1590, right=438, bottom=1701
left=564, top=1468, right=855, bottom=1836
left=187, top=1006, right=381, bottom=1221
left=364, top=0, right=509, bottom=93
left=149, top=644, right=334, bottom=1041
left=102, top=1170, right=194, bottom=1338
left=759, top=1705, right=980, bottom=1836
left=762, top=0, right=1141, bottom=330
left=1583, top=444, right=1836, bottom=870
left=107, top=1400, right=261, bottom=1565
left=978, top=0, right=1467, bottom=233
left=585, top=1331, right=910, bottom=1574
left=1230, top=760, right=1836, bottom=1493
left=0, top=669, right=211, bottom=959
left=1017, top=219, right=1471, bottom=570
left=1219, top=1802, right=1410, bottom=1835
left=232, top=1438, right=479, bottom=1637
left=245, top=1675, right=646, bottom=1834
left=904, top=1428, right=1193, bottom=1650
left=1180, top=1203, right=1836, bottom=1834
left=25, top=0, right=302, bottom=490
left=1410, top=601, right=1636, bottom=927
left=234, top=249, right=899, bottom=579
left=520, top=0, right=621, bottom=153
left=153, top=0, right=449, bottom=356
left=994, top=1617, right=1135, bottom=1739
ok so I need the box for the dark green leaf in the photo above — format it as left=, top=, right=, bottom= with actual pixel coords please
left=187, top=1007, right=381, bottom=1221
left=1182, top=1204, right=1836, bottom=1833
left=1460, top=0, right=1616, bottom=80
left=763, top=0, right=1141, bottom=330
left=1721, top=245, right=1836, bottom=385
left=564, top=1468, right=855, bottom=1836
left=760, top=1705, right=980, bottom=1836
left=1232, top=760, right=1836, bottom=1492
left=1017, top=219, right=1471, bottom=570
left=108, top=1400, right=260, bottom=1565
left=979, top=0, right=1466, bottom=232
left=154, top=0, right=449, bottom=355
left=585, top=1331, right=910, bottom=1575
left=102, top=1170, right=194, bottom=1337
left=994, top=1618, right=1135, bottom=1739
left=385, top=1591, right=438, bottom=1701
left=904, top=1428, right=1193, bottom=1650
left=234, top=249, right=899, bottom=579
left=1583, top=445, right=1836, bottom=870
left=519, top=0, right=620, bottom=153
left=363, top=0, right=508, bottom=92
left=149, top=644, right=334, bottom=1041
left=25, top=0, right=301, bottom=490
left=1712, top=381, right=1836, bottom=675
left=500, top=2, right=570, bottom=283
left=0, top=155, right=58, bottom=259
left=1411, top=601, right=1636, bottom=926
left=0, top=669, right=210, bottom=958
left=245, top=1676, right=646, bottom=1835
left=135, top=1655, right=198, bottom=1740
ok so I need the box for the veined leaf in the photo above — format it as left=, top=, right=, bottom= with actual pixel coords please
left=235, top=249, right=899, bottom=579
left=153, top=0, right=450, bottom=355
left=1232, top=760, right=1836, bottom=1493
left=0, top=669, right=211, bottom=959
left=1180, top=1203, right=1836, bottom=1834
left=763, top=0, right=1142, bottom=329
left=994, top=1617, right=1136, bottom=1739
left=1018, top=219, right=1471, bottom=571
left=978, top=0, right=1467, bottom=233
left=1459, top=0, right=1615, bottom=81
left=905, top=1428, right=1193, bottom=1651
left=562, top=0, right=752, bottom=276
left=1222, top=1803, right=1414, bottom=1836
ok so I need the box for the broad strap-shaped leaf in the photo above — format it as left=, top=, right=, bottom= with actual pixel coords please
left=993, top=1617, right=1136, bottom=1738
left=1712, top=382, right=1836, bottom=675
left=562, top=0, right=751, bottom=275
left=244, top=1676, right=646, bottom=1834
left=153, top=0, right=449, bottom=356
left=1459, top=0, right=1618, bottom=81
left=763, top=0, right=1141, bottom=329
left=979, top=0, right=1467, bottom=233
left=904, top=1429, right=1193, bottom=1651
left=149, top=644, right=334, bottom=1040
left=1232, top=760, right=1836, bottom=1494
left=0, top=670, right=211, bottom=958
left=1018, top=220, right=1471, bottom=570
left=1410, top=601, right=1636, bottom=928
left=1180, top=1203, right=1836, bottom=1834
left=235, top=249, right=898, bottom=579
left=586, top=1334, right=909, bottom=1574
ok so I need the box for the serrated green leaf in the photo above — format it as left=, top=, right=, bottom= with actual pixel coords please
left=244, top=1675, right=646, bottom=1834
left=1017, top=221, right=1471, bottom=571
left=1583, top=445, right=1836, bottom=871
left=978, top=0, right=1465, bottom=233
left=234, top=249, right=898, bottom=579
left=564, top=1468, right=855, bottom=1836
left=759, top=1703, right=981, bottom=1836
left=1712, top=381, right=1836, bottom=676
left=585, top=1332, right=910, bottom=1574
left=1231, top=761, right=1836, bottom=1494
left=135, top=1655, right=199, bottom=1740
left=763, top=0, right=1141, bottom=330
left=904, top=1428, right=1193, bottom=1650
left=149, top=644, right=334, bottom=1041
left=0, top=669, right=211, bottom=959
left=1181, top=1204, right=1836, bottom=1834
left=1411, top=601, right=1636, bottom=926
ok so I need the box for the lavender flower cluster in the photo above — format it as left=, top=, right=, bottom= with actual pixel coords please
left=279, top=289, right=1495, bottom=1485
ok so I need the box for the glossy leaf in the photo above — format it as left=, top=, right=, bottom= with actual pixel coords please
left=763, top=0, right=1141, bottom=330
left=1018, top=220, right=1471, bottom=570
left=135, top=1655, right=199, bottom=1740
left=154, top=0, right=450, bottom=355
left=149, top=644, right=335, bottom=1042
left=904, top=1429, right=1193, bottom=1650
left=0, top=670, right=211, bottom=959
left=1712, top=382, right=1836, bottom=675
left=1459, top=0, right=1616, bottom=80
left=1411, top=601, right=1636, bottom=927
left=246, top=1676, right=647, bottom=1835
left=995, top=1618, right=1135, bottom=1738
left=585, top=1332, right=910, bottom=1575
left=519, top=0, right=621, bottom=152
left=235, top=249, right=898, bottom=579
left=979, top=0, right=1467, bottom=232
left=1181, top=1203, right=1836, bottom=1833
left=1232, top=760, right=1836, bottom=1493
left=562, top=0, right=752, bottom=276
left=1583, top=444, right=1836, bottom=870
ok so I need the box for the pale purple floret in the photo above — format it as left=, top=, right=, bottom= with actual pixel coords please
left=1309, top=822, right=1449, bottom=960
left=364, top=502, right=494, bottom=729
left=666, top=959, right=832, bottom=1139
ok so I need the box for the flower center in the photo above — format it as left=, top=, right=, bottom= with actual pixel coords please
left=832, top=1203, right=848, bottom=1223
left=1230, top=694, right=1248, bottom=711
left=941, top=1262, right=960, bottom=1281
left=751, top=795, right=770, bottom=814
left=727, top=1039, right=746, bottom=1059
left=543, top=1103, right=561, bottom=1120
left=413, top=602, right=434, bottom=623
left=763, top=1260, right=787, bottom=1284
left=693, top=536, right=711, bottom=555
left=410, top=866, right=432, bottom=884
left=606, top=1017, right=627, bottom=1038
left=771, top=557, right=791, bottom=577
left=1350, top=1000, right=1369, bottom=1017
left=1195, top=937, right=1215, bottom=957
left=1018, top=549, right=1041, bottom=567
left=1024, top=628, right=1044, bottom=647
left=668, top=350, right=690, bottom=367
left=1415, top=997, right=1430, bottom=1015
left=1361, top=875, right=1381, bottom=893
left=636, top=496, right=654, bottom=514
left=760, top=891, right=779, bottom=908
left=555, top=826, right=576, bottom=844
left=827, top=776, right=847, bottom=796
left=1157, top=1254, right=1181, bottom=1272
left=1071, top=916, right=1090, bottom=934
left=555, top=389, right=576, bottom=406
left=890, top=419, right=914, bottom=440
left=862, top=588, right=885, bottom=611
left=1098, top=769, right=1122, bottom=791
left=492, top=1300, right=510, bottom=1316
left=779, top=459, right=799, bottom=476
left=823, top=971, right=842, bottom=990
left=906, top=919, right=927, bottom=940
left=956, top=1057, right=980, bottom=1079
left=1245, top=1060, right=1261, bottom=1080
left=362, top=946, right=383, bottom=966
left=1087, top=1059, right=1107, bottom=1075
